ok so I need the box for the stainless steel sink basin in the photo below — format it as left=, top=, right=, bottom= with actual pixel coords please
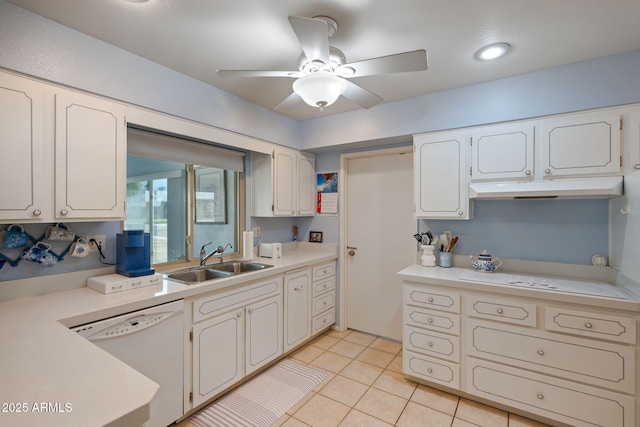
left=209, top=261, right=273, bottom=273
left=164, top=261, right=272, bottom=285
left=165, top=267, right=233, bottom=285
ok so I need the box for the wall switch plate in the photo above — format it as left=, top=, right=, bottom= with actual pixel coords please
left=87, top=235, right=106, bottom=253
left=252, top=227, right=261, bottom=237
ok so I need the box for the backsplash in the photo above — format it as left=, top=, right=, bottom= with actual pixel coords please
left=0, top=222, right=120, bottom=281
left=421, top=199, right=610, bottom=265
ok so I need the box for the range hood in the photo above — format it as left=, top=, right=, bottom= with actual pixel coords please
left=469, top=176, right=623, bottom=199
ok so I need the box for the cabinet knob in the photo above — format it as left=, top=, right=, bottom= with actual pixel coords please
left=248, top=308, right=253, bottom=314
left=537, top=393, right=544, bottom=400
left=537, top=349, right=545, bottom=356
left=33, top=209, right=42, bottom=216
left=236, top=312, right=242, bottom=318
left=496, top=308, right=504, bottom=314
left=60, top=209, right=68, bottom=216
left=635, top=164, right=640, bottom=170
left=428, top=297, right=434, bottom=303
left=525, top=170, right=531, bottom=176
left=427, top=341, right=433, bottom=347
left=545, top=169, right=551, bottom=174
left=427, top=368, right=433, bottom=374
left=585, top=322, right=593, bottom=329
left=427, top=318, right=434, bottom=323
left=458, top=211, right=464, bottom=216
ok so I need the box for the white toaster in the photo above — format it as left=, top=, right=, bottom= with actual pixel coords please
left=259, top=242, right=282, bottom=258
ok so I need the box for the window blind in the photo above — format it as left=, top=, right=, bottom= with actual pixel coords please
left=127, top=128, right=245, bottom=172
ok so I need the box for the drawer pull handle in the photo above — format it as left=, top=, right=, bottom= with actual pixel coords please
left=33, top=209, right=42, bottom=216
left=537, top=393, right=544, bottom=400
left=248, top=308, right=253, bottom=313
left=60, top=209, right=69, bottom=216
left=496, top=308, right=504, bottom=314
left=427, top=341, right=433, bottom=347
left=537, top=350, right=545, bottom=356
left=428, top=297, right=434, bottom=303
left=585, top=322, right=593, bottom=329
left=427, top=368, right=433, bottom=374
left=236, top=312, right=242, bottom=318
left=427, top=318, right=434, bottom=323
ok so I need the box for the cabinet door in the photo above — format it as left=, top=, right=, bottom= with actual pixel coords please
left=471, top=123, right=534, bottom=181
left=628, top=110, right=640, bottom=173
left=273, top=149, right=295, bottom=215
left=0, top=73, right=52, bottom=222
left=192, top=309, right=244, bottom=407
left=296, top=152, right=315, bottom=216
left=540, top=112, right=621, bottom=177
left=284, top=268, right=311, bottom=352
left=55, top=91, right=126, bottom=220
left=246, top=295, right=283, bottom=374
left=414, top=131, right=470, bottom=219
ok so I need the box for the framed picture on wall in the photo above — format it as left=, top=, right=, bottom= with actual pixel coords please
left=195, top=168, right=226, bottom=223
left=309, top=231, right=323, bottom=243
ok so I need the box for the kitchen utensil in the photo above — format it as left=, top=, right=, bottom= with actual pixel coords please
left=447, top=236, right=459, bottom=252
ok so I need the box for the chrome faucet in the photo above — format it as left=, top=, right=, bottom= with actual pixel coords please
left=199, top=242, right=232, bottom=266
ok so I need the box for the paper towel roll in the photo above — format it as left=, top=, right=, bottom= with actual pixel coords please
left=242, top=231, right=254, bottom=260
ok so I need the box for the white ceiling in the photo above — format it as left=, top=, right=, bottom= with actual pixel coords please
left=7, top=0, right=640, bottom=121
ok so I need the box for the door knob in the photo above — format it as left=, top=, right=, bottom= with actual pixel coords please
left=347, top=246, right=357, bottom=256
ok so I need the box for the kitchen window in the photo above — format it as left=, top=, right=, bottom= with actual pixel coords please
left=126, top=128, right=244, bottom=266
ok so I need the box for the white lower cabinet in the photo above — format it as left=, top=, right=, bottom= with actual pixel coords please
left=190, top=276, right=283, bottom=407
left=284, top=268, right=312, bottom=352
left=311, top=262, right=336, bottom=334
left=402, top=281, right=638, bottom=427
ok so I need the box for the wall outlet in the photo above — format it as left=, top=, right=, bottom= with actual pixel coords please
left=87, top=235, right=106, bottom=253
left=252, top=227, right=261, bottom=237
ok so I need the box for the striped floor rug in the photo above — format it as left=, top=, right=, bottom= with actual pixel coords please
left=189, top=359, right=327, bottom=427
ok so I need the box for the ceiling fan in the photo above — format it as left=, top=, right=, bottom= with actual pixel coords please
left=217, top=15, right=428, bottom=111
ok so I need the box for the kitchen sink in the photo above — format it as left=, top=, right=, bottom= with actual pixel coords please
left=165, top=267, right=234, bottom=285
left=209, top=261, right=273, bottom=273
left=164, top=261, right=273, bottom=285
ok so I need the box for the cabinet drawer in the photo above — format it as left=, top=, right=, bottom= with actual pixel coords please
left=467, top=359, right=635, bottom=427
left=404, top=284, right=460, bottom=313
left=404, top=305, right=460, bottom=336
left=312, top=277, right=335, bottom=297
left=312, top=262, right=335, bottom=281
left=193, top=276, right=283, bottom=323
left=467, top=295, right=536, bottom=327
left=312, top=291, right=335, bottom=316
left=468, top=320, right=635, bottom=393
left=405, top=325, right=460, bottom=362
left=312, top=308, right=335, bottom=333
left=403, top=350, right=459, bottom=389
left=546, top=306, right=636, bottom=344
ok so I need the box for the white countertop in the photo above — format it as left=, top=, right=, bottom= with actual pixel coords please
left=0, top=245, right=337, bottom=427
left=398, top=264, right=640, bottom=312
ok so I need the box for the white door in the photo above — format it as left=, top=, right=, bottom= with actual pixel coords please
left=345, top=149, right=415, bottom=340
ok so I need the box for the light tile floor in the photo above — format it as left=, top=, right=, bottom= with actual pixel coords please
left=178, top=329, right=552, bottom=427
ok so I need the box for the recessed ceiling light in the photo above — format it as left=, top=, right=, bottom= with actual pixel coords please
left=475, top=42, right=511, bottom=61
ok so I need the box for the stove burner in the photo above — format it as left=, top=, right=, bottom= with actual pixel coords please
left=458, top=270, right=628, bottom=299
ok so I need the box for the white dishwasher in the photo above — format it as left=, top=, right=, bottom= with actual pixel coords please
left=72, top=300, right=184, bottom=427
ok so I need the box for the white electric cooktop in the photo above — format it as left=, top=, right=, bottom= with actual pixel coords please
left=458, top=270, right=628, bottom=300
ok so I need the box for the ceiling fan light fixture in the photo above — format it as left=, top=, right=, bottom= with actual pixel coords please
left=475, top=42, right=511, bottom=60
left=293, top=74, right=347, bottom=108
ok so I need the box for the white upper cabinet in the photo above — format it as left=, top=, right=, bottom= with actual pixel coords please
left=0, top=71, right=126, bottom=222
left=414, top=131, right=470, bottom=219
left=0, top=73, right=52, bottom=222
left=251, top=147, right=315, bottom=217
left=539, top=111, right=621, bottom=178
left=55, top=91, right=126, bottom=220
left=627, top=110, right=640, bottom=174
left=471, top=123, right=535, bottom=181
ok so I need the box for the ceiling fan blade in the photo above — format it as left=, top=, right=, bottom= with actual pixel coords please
left=342, top=80, right=383, bottom=109
left=217, top=70, right=301, bottom=78
left=274, top=92, right=302, bottom=111
left=338, top=49, right=428, bottom=77
left=288, top=15, right=330, bottom=64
